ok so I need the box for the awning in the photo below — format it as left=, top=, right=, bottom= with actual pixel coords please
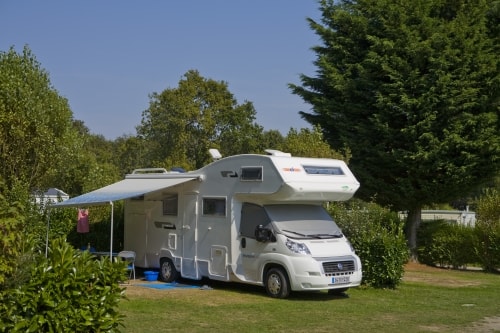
left=46, top=176, right=198, bottom=259
left=51, top=177, right=198, bottom=208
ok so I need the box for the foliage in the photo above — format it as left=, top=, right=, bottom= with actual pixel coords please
left=290, top=0, right=500, bottom=255
left=417, top=220, right=477, bottom=268
left=473, top=188, right=500, bottom=272
left=0, top=238, right=126, bottom=333
left=0, top=179, right=25, bottom=286
left=328, top=200, right=408, bottom=288
left=0, top=46, right=80, bottom=191
left=418, top=189, right=499, bottom=272
left=65, top=203, right=125, bottom=253
left=282, top=126, right=348, bottom=160
left=47, top=125, right=121, bottom=197
left=112, top=135, right=148, bottom=176
left=260, top=130, right=286, bottom=153
left=137, top=69, right=264, bottom=170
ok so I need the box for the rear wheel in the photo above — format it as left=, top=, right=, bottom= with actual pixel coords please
left=265, top=267, right=290, bottom=299
left=159, top=258, right=179, bottom=283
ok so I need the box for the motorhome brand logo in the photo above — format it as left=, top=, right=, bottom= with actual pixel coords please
left=220, top=171, right=238, bottom=178
left=337, top=263, right=343, bottom=270
left=283, top=167, right=301, bottom=172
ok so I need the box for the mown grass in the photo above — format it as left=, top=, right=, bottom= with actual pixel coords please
left=118, top=264, right=500, bottom=333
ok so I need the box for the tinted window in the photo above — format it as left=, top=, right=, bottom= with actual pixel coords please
left=240, top=203, right=270, bottom=238
left=241, top=167, right=263, bottom=181
left=163, top=194, right=178, bottom=216
left=203, top=198, right=226, bottom=216
left=303, top=165, right=345, bottom=175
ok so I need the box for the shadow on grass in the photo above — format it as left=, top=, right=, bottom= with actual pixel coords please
left=134, top=267, right=352, bottom=301
left=188, top=277, right=351, bottom=301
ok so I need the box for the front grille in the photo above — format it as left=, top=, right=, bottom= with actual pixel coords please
left=322, top=260, right=355, bottom=276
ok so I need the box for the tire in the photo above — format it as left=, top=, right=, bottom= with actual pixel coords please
left=159, top=258, right=179, bottom=283
left=265, top=267, right=290, bottom=299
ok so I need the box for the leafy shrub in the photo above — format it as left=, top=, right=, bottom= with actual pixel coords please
left=418, top=221, right=477, bottom=268
left=0, top=238, right=127, bottom=333
left=418, top=189, right=499, bottom=272
left=473, top=189, right=500, bottom=272
left=328, top=200, right=409, bottom=288
left=0, top=179, right=25, bottom=286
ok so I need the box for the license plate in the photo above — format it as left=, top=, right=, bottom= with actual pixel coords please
left=332, top=276, right=350, bottom=284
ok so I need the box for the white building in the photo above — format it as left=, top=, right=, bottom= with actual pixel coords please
left=33, top=188, right=69, bottom=205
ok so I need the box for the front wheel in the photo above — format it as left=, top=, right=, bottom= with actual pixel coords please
left=265, top=267, right=290, bottom=299
left=159, top=258, right=179, bottom=283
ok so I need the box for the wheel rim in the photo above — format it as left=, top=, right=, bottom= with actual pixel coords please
left=162, top=262, right=172, bottom=280
left=267, top=272, right=282, bottom=295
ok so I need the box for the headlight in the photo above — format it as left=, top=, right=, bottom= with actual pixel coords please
left=285, top=238, right=311, bottom=255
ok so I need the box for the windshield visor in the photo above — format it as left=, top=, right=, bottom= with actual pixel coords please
left=264, top=204, right=342, bottom=239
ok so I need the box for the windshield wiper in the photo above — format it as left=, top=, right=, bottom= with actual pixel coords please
left=307, top=233, right=343, bottom=239
left=282, top=230, right=308, bottom=237
left=282, top=230, right=343, bottom=239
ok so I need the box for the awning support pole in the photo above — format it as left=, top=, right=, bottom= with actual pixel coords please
left=109, top=201, right=114, bottom=261
left=45, top=209, right=51, bottom=258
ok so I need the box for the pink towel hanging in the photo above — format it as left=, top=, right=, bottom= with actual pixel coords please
left=77, top=209, right=89, bottom=233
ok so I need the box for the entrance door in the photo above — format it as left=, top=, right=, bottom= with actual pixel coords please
left=181, top=193, right=199, bottom=279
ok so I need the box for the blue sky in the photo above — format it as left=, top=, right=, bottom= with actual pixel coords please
left=1, top=1, right=321, bottom=139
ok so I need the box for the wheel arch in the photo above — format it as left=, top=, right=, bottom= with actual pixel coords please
left=262, top=262, right=291, bottom=285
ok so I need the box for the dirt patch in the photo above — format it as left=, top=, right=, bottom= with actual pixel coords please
left=403, top=262, right=482, bottom=287
left=123, top=283, right=200, bottom=300
left=122, top=279, right=264, bottom=305
left=468, top=316, right=500, bottom=333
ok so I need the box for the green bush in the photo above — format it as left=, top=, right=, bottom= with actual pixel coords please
left=418, top=221, right=477, bottom=268
left=0, top=238, right=127, bottom=333
left=328, top=201, right=409, bottom=288
left=0, top=179, right=25, bottom=286
left=417, top=189, right=499, bottom=272
left=474, top=189, right=500, bottom=272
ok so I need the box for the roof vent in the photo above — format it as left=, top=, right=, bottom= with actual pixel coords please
left=209, top=149, right=222, bottom=161
left=265, top=149, right=291, bottom=157
left=131, top=168, right=168, bottom=174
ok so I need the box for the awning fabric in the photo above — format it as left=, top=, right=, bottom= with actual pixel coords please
left=51, top=177, right=197, bottom=208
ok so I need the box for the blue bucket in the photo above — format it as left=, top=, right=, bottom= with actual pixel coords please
left=144, top=271, right=159, bottom=281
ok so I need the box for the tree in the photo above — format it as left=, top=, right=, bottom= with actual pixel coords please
left=0, top=46, right=80, bottom=191
left=282, top=126, right=347, bottom=160
left=112, top=134, right=148, bottom=176
left=260, top=129, right=286, bottom=153
left=137, top=70, right=264, bottom=170
left=290, top=0, right=500, bottom=257
left=44, top=121, right=120, bottom=197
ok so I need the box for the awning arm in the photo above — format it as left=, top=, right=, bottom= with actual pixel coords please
left=45, top=210, right=51, bottom=258
left=109, top=201, right=114, bottom=261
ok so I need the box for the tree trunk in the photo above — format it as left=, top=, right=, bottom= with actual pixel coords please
left=406, top=207, right=422, bottom=262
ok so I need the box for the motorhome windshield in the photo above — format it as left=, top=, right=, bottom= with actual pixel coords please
left=265, top=205, right=343, bottom=239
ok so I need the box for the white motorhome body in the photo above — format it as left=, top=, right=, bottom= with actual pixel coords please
left=123, top=151, right=362, bottom=298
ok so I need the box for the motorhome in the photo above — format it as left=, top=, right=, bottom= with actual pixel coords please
left=54, top=149, right=362, bottom=298
left=125, top=150, right=361, bottom=298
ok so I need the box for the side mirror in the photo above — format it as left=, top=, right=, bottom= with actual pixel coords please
left=255, top=225, right=271, bottom=242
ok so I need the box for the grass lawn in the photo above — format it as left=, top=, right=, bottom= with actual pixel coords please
left=118, top=263, right=500, bottom=333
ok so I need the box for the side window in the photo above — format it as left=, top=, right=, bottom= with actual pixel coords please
left=240, top=203, right=270, bottom=238
left=303, top=165, right=345, bottom=175
left=241, top=166, right=263, bottom=181
left=163, top=194, right=178, bottom=216
left=203, top=198, right=226, bottom=216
